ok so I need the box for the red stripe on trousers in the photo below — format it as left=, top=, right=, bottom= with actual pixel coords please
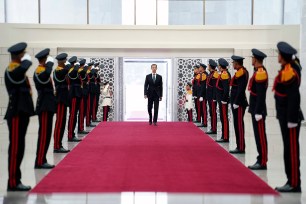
left=10, top=117, right=17, bottom=187
left=79, top=98, right=84, bottom=131
left=212, top=101, right=216, bottom=131
left=258, top=120, right=265, bottom=165
left=54, top=104, right=61, bottom=149
left=13, top=117, right=19, bottom=186
left=223, top=104, right=228, bottom=139
left=203, top=100, right=207, bottom=125
left=68, top=98, right=76, bottom=138
left=197, top=99, right=201, bottom=121
left=56, top=104, right=63, bottom=148
left=86, top=95, right=90, bottom=125
left=39, top=112, right=47, bottom=165
left=92, top=96, right=97, bottom=120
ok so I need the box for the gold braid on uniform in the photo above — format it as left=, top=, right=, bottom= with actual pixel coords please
left=8, top=62, right=20, bottom=72
left=235, top=68, right=244, bottom=78
left=35, top=66, right=46, bottom=74
left=280, top=64, right=296, bottom=83
left=213, top=71, right=219, bottom=79
left=221, top=71, right=229, bottom=80
left=255, top=67, right=268, bottom=82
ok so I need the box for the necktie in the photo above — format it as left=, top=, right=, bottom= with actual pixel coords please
left=153, top=74, right=156, bottom=83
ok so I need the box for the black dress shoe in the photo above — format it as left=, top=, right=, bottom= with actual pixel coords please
left=68, top=137, right=82, bottom=142
left=78, top=130, right=90, bottom=134
left=54, top=147, right=70, bottom=153
left=149, top=121, right=152, bottom=125
left=206, top=130, right=217, bottom=134
left=248, top=163, right=267, bottom=170
left=154, top=122, right=157, bottom=126
left=35, top=162, right=55, bottom=169
left=215, top=139, right=229, bottom=143
left=86, top=123, right=96, bottom=127
left=7, top=183, right=31, bottom=191
left=229, top=148, right=245, bottom=154
left=275, top=184, right=301, bottom=193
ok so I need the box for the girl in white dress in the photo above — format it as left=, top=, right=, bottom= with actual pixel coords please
left=101, top=82, right=112, bottom=121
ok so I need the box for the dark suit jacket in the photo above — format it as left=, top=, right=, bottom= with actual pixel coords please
left=144, top=73, right=163, bottom=98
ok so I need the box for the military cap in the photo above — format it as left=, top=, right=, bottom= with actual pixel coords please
left=218, top=58, right=229, bottom=67
left=35, top=48, right=50, bottom=60
left=94, top=62, right=100, bottom=67
left=55, top=53, right=68, bottom=61
left=194, top=65, right=200, bottom=69
left=68, top=56, right=77, bottom=64
left=277, top=41, right=297, bottom=55
left=8, top=42, right=27, bottom=55
left=251, top=49, right=267, bottom=60
left=79, top=58, right=86, bottom=66
left=199, top=63, right=207, bottom=68
left=208, top=59, right=217, bottom=68
left=231, top=55, right=245, bottom=61
left=87, top=62, right=94, bottom=66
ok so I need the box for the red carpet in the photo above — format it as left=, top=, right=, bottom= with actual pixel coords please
left=31, top=122, right=277, bottom=195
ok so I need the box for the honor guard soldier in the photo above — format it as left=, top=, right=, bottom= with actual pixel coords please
left=215, top=58, right=231, bottom=143
left=53, top=53, right=70, bottom=153
left=67, top=56, right=82, bottom=142
left=197, top=63, right=208, bottom=127
left=192, top=65, right=200, bottom=122
left=93, top=62, right=102, bottom=122
left=77, top=59, right=90, bottom=134
left=206, top=59, right=218, bottom=134
left=274, top=42, right=303, bottom=192
left=33, top=48, right=56, bottom=169
left=229, top=55, right=249, bottom=154
left=87, top=63, right=97, bottom=127
left=5, top=42, right=35, bottom=191
left=248, top=49, right=268, bottom=170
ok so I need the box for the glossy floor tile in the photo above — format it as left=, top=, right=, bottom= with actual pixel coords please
left=0, top=115, right=305, bottom=204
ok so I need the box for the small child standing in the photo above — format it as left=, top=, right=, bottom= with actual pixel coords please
left=101, top=82, right=112, bottom=121
left=184, top=82, right=193, bottom=122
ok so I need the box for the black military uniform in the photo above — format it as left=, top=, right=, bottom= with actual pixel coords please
left=206, top=59, right=218, bottom=134
left=53, top=53, right=70, bottom=153
left=87, top=64, right=98, bottom=127
left=248, top=49, right=268, bottom=170
left=93, top=62, right=102, bottom=122
left=67, top=56, right=82, bottom=142
left=274, top=42, right=303, bottom=193
left=5, top=42, right=35, bottom=191
left=229, top=55, right=249, bottom=154
left=215, top=58, right=231, bottom=143
left=33, top=48, right=56, bottom=169
left=192, top=65, right=200, bottom=122
left=77, top=59, right=90, bottom=134
left=197, top=63, right=208, bottom=127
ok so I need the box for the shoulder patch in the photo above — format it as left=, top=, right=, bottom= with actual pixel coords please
left=221, top=71, right=229, bottom=80
left=235, top=68, right=244, bottom=78
left=280, top=64, right=296, bottom=83
left=196, top=74, right=201, bottom=80
left=55, top=66, right=64, bottom=71
left=35, top=66, right=46, bottom=74
left=255, top=68, right=268, bottom=82
left=7, top=62, right=20, bottom=72
left=213, top=71, right=220, bottom=79
left=201, top=73, right=207, bottom=81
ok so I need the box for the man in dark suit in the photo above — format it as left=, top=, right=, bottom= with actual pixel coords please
left=144, top=64, right=163, bottom=126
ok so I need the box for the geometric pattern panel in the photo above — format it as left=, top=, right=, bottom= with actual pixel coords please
left=90, top=58, right=115, bottom=121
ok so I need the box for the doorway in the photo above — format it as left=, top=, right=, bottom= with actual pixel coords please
left=123, top=58, right=172, bottom=121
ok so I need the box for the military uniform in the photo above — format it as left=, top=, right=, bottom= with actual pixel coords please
left=230, top=55, right=249, bottom=154
left=197, top=63, right=208, bottom=127
left=206, top=59, right=218, bottom=134
left=93, top=63, right=101, bottom=122
left=192, top=65, right=200, bottom=122
left=87, top=65, right=98, bottom=127
left=53, top=53, right=70, bottom=153
left=33, top=48, right=56, bottom=169
left=67, top=56, right=82, bottom=142
left=5, top=42, right=34, bottom=191
left=248, top=49, right=268, bottom=170
left=274, top=42, right=303, bottom=192
left=77, top=59, right=90, bottom=134
left=215, top=58, right=230, bottom=143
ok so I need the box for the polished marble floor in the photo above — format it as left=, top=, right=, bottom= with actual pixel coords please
left=0, top=115, right=305, bottom=204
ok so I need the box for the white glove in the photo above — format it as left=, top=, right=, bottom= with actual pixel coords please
left=46, top=56, right=54, bottom=63
left=288, top=122, right=298, bottom=128
left=21, top=53, right=31, bottom=62
left=193, top=96, right=197, bottom=99
left=213, top=99, right=216, bottom=102
left=64, top=61, right=70, bottom=66
left=221, top=101, right=227, bottom=104
left=91, top=66, right=95, bottom=69
left=233, top=104, right=239, bottom=109
left=95, top=67, right=99, bottom=70
left=85, top=63, right=88, bottom=67
left=199, top=97, right=203, bottom=102
left=75, top=62, right=80, bottom=66
left=255, top=114, right=263, bottom=121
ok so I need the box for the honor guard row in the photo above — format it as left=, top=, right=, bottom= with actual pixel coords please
left=4, top=42, right=109, bottom=191
left=189, top=42, right=302, bottom=193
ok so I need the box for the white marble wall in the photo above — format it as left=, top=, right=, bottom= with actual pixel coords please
left=301, top=0, right=306, bottom=114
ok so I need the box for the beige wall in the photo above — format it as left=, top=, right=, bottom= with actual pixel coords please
left=0, top=24, right=300, bottom=119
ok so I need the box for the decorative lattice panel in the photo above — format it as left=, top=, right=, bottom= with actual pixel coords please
left=90, top=58, right=115, bottom=121
left=177, top=58, right=233, bottom=130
